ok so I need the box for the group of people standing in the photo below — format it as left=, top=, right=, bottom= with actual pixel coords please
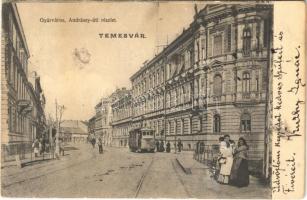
left=32, top=137, right=65, bottom=158
left=155, top=139, right=183, bottom=153
left=90, top=137, right=103, bottom=154
left=216, top=135, right=249, bottom=187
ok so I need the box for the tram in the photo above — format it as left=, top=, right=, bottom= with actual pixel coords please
left=128, top=128, right=155, bottom=153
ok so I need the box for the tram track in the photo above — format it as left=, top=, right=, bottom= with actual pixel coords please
left=134, top=155, right=191, bottom=198
left=171, top=159, right=191, bottom=198
left=134, top=157, right=154, bottom=198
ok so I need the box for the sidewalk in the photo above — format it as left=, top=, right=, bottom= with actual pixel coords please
left=1, top=143, right=95, bottom=188
left=1, top=153, right=54, bottom=169
left=175, top=151, right=208, bottom=174
left=175, top=150, right=271, bottom=199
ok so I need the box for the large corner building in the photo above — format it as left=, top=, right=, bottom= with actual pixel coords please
left=129, top=4, right=272, bottom=166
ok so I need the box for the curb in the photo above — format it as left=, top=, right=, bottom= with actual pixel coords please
left=175, top=158, right=192, bottom=175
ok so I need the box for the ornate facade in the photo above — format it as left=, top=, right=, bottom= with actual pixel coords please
left=130, top=4, right=272, bottom=163
left=1, top=3, right=46, bottom=161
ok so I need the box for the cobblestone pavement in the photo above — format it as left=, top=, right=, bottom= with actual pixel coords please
left=1, top=143, right=271, bottom=198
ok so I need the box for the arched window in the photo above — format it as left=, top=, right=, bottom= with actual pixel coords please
left=242, top=72, right=251, bottom=93
left=182, top=86, right=185, bottom=103
left=241, top=113, right=251, bottom=131
left=213, top=74, right=222, bottom=96
left=170, top=90, right=174, bottom=107
left=213, top=114, right=221, bottom=133
left=166, top=92, right=171, bottom=108
left=243, top=27, right=252, bottom=56
left=176, top=88, right=180, bottom=105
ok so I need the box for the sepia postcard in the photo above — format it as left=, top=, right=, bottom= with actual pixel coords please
left=0, top=1, right=305, bottom=199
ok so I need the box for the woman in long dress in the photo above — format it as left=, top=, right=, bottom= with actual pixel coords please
left=230, top=137, right=250, bottom=187
left=217, top=135, right=233, bottom=184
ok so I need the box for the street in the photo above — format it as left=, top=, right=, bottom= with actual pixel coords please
left=2, top=143, right=271, bottom=198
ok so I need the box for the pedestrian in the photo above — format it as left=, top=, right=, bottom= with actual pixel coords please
left=155, top=140, right=160, bottom=152
left=214, top=136, right=224, bottom=180
left=159, top=140, right=165, bottom=152
left=91, top=137, right=96, bottom=148
left=45, top=141, right=50, bottom=153
left=177, top=138, right=183, bottom=152
left=199, top=141, right=205, bottom=162
left=32, top=138, right=40, bottom=158
left=166, top=141, right=171, bottom=153
left=230, top=137, right=249, bottom=187
left=39, top=138, right=43, bottom=155
left=59, top=139, right=65, bottom=156
left=98, top=137, right=103, bottom=154
left=194, top=141, right=200, bottom=160
left=217, top=135, right=234, bottom=184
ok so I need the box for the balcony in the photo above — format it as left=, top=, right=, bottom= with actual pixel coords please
left=17, top=99, right=32, bottom=114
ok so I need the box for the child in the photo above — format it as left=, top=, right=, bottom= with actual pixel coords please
left=215, top=136, right=225, bottom=180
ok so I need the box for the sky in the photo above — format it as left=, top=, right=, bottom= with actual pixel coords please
left=17, top=2, right=205, bottom=121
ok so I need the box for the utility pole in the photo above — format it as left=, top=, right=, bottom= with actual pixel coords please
left=55, top=99, right=65, bottom=158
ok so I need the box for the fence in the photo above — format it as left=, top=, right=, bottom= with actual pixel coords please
left=1, top=142, right=57, bottom=166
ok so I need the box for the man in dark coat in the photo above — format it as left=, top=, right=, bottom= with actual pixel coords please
left=177, top=139, right=183, bottom=152
left=156, top=140, right=160, bottom=152
left=98, top=137, right=103, bottom=154
left=159, top=140, right=165, bottom=152
left=166, top=141, right=171, bottom=153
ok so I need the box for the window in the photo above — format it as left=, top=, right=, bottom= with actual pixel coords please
left=242, top=72, right=251, bottom=93
left=227, top=25, right=232, bottom=52
left=197, top=117, right=201, bottom=132
left=263, top=19, right=269, bottom=48
left=213, top=74, right=222, bottom=96
left=167, top=64, right=171, bottom=79
left=213, top=114, right=221, bottom=133
left=182, top=86, right=185, bottom=103
left=189, top=50, right=193, bottom=67
left=202, top=48, right=205, bottom=60
left=166, top=92, right=171, bottom=108
left=176, top=89, right=179, bottom=105
left=243, top=27, right=252, bottom=56
left=185, top=50, right=193, bottom=68
left=180, top=119, right=184, bottom=135
left=213, top=34, right=222, bottom=56
left=241, top=113, right=251, bottom=131
left=167, top=121, right=171, bottom=135
left=201, top=39, right=206, bottom=60
left=197, top=42, right=200, bottom=62
left=174, top=120, right=177, bottom=135
left=256, top=76, right=259, bottom=92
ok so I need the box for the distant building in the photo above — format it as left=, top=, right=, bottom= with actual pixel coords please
left=94, top=97, right=113, bottom=145
left=1, top=3, right=46, bottom=162
left=60, top=120, right=89, bottom=143
left=111, top=88, right=132, bottom=147
left=88, top=116, right=96, bottom=135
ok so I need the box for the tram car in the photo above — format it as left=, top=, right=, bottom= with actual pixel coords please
left=129, top=128, right=155, bottom=152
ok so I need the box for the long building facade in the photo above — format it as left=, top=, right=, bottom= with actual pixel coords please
left=1, top=3, right=47, bottom=162
left=111, top=88, right=132, bottom=147
left=129, top=4, right=272, bottom=165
